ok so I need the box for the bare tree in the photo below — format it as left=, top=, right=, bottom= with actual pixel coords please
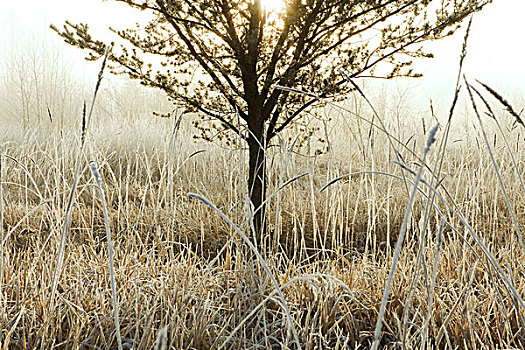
left=52, top=0, right=492, bottom=241
left=0, top=37, right=81, bottom=128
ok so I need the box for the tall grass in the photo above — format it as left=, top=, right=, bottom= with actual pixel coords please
left=2, top=36, right=525, bottom=350
left=1, top=82, right=525, bottom=348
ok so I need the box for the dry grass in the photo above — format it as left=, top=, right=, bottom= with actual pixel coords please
left=2, top=81, right=525, bottom=349
left=2, top=28, right=525, bottom=347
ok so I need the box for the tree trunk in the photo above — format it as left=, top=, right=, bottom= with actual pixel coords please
left=247, top=120, right=267, bottom=244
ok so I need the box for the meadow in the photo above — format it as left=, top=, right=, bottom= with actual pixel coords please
left=2, top=42, right=525, bottom=349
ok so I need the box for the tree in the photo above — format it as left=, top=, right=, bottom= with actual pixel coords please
left=0, top=34, right=82, bottom=129
left=53, top=0, right=491, bottom=241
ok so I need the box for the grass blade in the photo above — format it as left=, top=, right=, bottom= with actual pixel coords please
left=90, top=161, right=123, bottom=350
left=371, top=124, right=439, bottom=350
left=187, top=192, right=301, bottom=349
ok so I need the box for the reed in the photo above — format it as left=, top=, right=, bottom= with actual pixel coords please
left=2, top=30, right=525, bottom=350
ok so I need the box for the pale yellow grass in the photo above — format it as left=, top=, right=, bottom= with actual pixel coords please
left=1, top=103, right=525, bottom=349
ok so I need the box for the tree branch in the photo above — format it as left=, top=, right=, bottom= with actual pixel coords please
left=155, top=0, right=247, bottom=120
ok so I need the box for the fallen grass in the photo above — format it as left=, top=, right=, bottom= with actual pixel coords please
left=1, top=44, right=525, bottom=348
left=2, top=91, right=525, bottom=348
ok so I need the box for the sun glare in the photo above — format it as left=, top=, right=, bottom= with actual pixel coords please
left=262, top=0, right=285, bottom=12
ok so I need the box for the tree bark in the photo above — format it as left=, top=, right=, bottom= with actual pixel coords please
left=247, top=119, right=267, bottom=243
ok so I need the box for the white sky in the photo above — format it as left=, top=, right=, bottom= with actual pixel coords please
left=1, top=0, right=524, bottom=107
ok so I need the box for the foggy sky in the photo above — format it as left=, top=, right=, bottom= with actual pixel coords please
left=2, top=0, right=524, bottom=109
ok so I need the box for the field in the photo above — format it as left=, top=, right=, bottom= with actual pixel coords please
left=2, top=67, right=525, bottom=350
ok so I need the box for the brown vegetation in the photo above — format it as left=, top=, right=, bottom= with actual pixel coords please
left=2, top=80, right=525, bottom=348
